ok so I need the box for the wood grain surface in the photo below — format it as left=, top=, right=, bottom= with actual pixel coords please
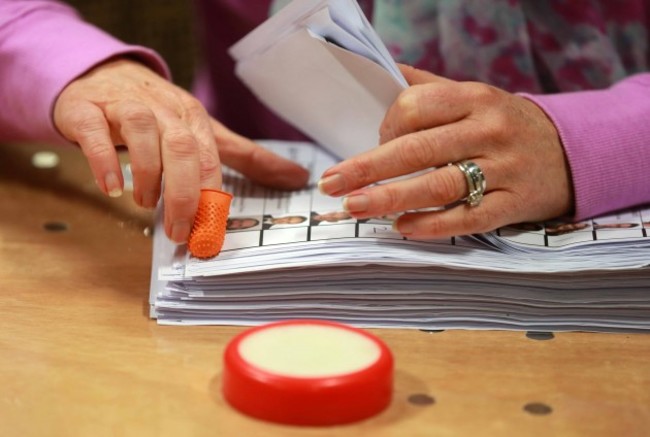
left=1, top=142, right=648, bottom=437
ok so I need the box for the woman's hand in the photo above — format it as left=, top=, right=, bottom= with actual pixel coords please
left=54, top=58, right=309, bottom=243
left=318, top=65, right=573, bottom=238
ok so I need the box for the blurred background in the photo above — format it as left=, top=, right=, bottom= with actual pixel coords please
left=64, top=0, right=198, bottom=90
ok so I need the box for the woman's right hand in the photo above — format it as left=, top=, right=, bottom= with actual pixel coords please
left=54, top=58, right=309, bottom=243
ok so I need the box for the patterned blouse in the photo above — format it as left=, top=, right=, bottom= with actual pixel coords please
left=271, top=0, right=649, bottom=93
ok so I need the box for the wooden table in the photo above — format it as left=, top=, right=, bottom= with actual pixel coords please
left=1, top=142, right=649, bottom=436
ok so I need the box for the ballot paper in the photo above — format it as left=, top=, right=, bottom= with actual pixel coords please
left=149, top=1, right=650, bottom=332
left=229, top=0, right=407, bottom=159
left=149, top=141, right=650, bottom=332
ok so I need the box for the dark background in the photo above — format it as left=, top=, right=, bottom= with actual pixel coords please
left=64, top=0, right=198, bottom=90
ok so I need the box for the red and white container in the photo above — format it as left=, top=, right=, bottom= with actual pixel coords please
left=222, top=319, right=394, bottom=426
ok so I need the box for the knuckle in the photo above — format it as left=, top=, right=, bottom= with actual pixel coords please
left=349, top=157, right=375, bottom=185
left=119, top=103, right=156, bottom=131
left=464, top=83, right=512, bottom=141
left=397, top=134, right=436, bottom=170
left=181, top=94, right=203, bottom=111
left=460, top=210, right=481, bottom=231
left=157, top=88, right=183, bottom=105
left=165, top=193, right=197, bottom=216
left=72, top=119, right=112, bottom=158
left=422, top=216, right=446, bottom=236
left=378, top=120, right=392, bottom=143
left=467, top=81, right=500, bottom=104
left=164, top=130, right=199, bottom=157
left=427, top=171, right=458, bottom=204
left=482, top=110, right=511, bottom=142
left=130, top=161, right=161, bottom=181
left=180, top=95, right=211, bottom=122
left=461, top=206, right=496, bottom=234
left=379, top=185, right=402, bottom=211
left=72, top=115, right=105, bottom=137
left=396, top=89, right=420, bottom=130
left=396, top=88, right=414, bottom=109
left=199, top=146, right=220, bottom=176
left=82, top=140, right=112, bottom=160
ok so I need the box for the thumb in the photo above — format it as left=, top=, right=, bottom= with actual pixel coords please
left=210, top=119, right=310, bottom=190
left=398, top=63, right=451, bottom=86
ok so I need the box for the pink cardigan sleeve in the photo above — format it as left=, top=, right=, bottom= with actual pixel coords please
left=0, top=0, right=170, bottom=145
left=521, top=73, right=650, bottom=220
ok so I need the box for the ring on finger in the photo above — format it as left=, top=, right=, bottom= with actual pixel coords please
left=451, top=160, right=486, bottom=207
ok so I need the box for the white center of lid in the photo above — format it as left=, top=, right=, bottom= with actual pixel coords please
left=238, top=324, right=381, bottom=378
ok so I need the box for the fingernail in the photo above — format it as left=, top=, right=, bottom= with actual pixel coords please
left=393, top=220, right=413, bottom=235
left=343, top=194, right=369, bottom=213
left=142, top=190, right=159, bottom=209
left=171, top=220, right=191, bottom=243
left=105, top=172, right=123, bottom=198
left=318, top=174, right=345, bottom=196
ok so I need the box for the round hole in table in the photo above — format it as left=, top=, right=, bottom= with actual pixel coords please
left=523, top=402, right=553, bottom=415
left=43, top=221, right=69, bottom=232
left=407, top=393, right=435, bottom=406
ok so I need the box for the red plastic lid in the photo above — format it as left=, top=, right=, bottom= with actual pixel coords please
left=222, top=319, right=393, bottom=426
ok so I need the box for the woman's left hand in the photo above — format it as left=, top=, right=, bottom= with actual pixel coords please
left=318, top=65, right=574, bottom=238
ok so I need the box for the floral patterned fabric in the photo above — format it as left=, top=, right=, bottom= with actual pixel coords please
left=271, top=0, right=649, bottom=93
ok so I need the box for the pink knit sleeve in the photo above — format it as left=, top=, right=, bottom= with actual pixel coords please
left=0, top=0, right=170, bottom=145
left=520, top=73, right=650, bottom=220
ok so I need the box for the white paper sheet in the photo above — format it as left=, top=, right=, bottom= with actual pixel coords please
left=229, top=0, right=406, bottom=159
left=149, top=141, right=650, bottom=332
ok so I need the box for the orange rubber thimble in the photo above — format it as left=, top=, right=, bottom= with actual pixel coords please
left=188, top=189, right=233, bottom=259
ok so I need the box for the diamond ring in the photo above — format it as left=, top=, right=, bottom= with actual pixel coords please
left=453, top=160, right=486, bottom=207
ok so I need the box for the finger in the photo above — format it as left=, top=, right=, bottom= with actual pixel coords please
left=57, top=100, right=123, bottom=197
left=342, top=159, right=497, bottom=218
left=180, top=96, right=222, bottom=189
left=156, top=107, right=202, bottom=243
left=211, top=119, right=310, bottom=190
left=104, top=100, right=162, bottom=209
left=394, top=190, right=516, bottom=239
left=320, top=119, right=484, bottom=196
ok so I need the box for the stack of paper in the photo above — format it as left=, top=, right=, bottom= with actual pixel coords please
left=148, top=0, right=650, bottom=332
left=149, top=141, right=650, bottom=332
